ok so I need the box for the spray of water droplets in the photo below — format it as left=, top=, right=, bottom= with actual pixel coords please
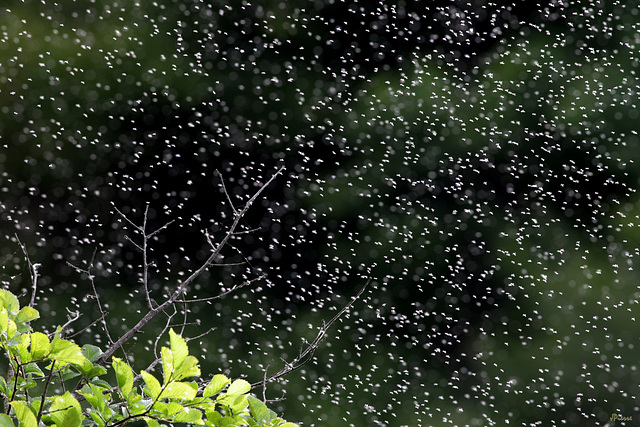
left=1, top=1, right=639, bottom=425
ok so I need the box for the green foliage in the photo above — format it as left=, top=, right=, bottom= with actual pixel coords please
left=0, top=291, right=297, bottom=427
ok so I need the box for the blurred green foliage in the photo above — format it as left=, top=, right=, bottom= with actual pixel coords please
left=1, top=0, right=639, bottom=425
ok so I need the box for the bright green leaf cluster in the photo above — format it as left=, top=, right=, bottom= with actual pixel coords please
left=0, top=289, right=298, bottom=427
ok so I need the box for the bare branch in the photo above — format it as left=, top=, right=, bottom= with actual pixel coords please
left=67, top=250, right=114, bottom=346
left=123, top=236, right=143, bottom=252
left=116, top=203, right=176, bottom=311
left=252, top=279, right=371, bottom=389
left=140, top=205, right=153, bottom=310
left=15, top=234, right=40, bottom=308
left=229, top=227, right=262, bottom=235
left=98, top=166, right=285, bottom=365
left=184, top=326, right=216, bottom=343
left=181, top=274, right=266, bottom=303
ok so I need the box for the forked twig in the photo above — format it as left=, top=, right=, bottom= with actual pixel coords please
left=15, top=234, right=40, bottom=308
left=112, top=204, right=175, bottom=311
left=216, top=170, right=238, bottom=216
left=59, top=308, right=82, bottom=334
left=66, top=312, right=108, bottom=340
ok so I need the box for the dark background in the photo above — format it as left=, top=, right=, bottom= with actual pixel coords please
left=1, top=0, right=639, bottom=425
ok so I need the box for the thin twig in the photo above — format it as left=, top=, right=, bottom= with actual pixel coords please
left=141, top=204, right=153, bottom=310
left=215, top=170, right=238, bottom=216
left=150, top=308, right=177, bottom=370
left=252, top=279, right=371, bottom=389
left=262, top=360, right=272, bottom=402
left=36, top=361, right=57, bottom=424
left=15, top=234, right=40, bottom=308
left=114, top=204, right=175, bottom=311
left=67, top=250, right=114, bottom=346
left=147, top=218, right=176, bottom=239
left=184, top=326, right=216, bottom=343
left=111, top=205, right=143, bottom=231
left=59, top=308, right=82, bottom=334
left=179, top=274, right=266, bottom=303
left=66, top=312, right=108, bottom=340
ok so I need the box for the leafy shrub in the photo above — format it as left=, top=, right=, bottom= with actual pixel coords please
left=0, top=288, right=296, bottom=427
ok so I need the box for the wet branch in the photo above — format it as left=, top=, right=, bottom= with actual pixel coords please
left=98, top=166, right=284, bottom=365
left=112, top=204, right=175, bottom=311
left=15, top=234, right=41, bottom=308
left=67, top=249, right=114, bottom=346
left=252, top=279, right=371, bottom=391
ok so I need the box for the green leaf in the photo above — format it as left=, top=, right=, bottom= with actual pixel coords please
left=18, top=378, right=37, bottom=391
left=203, top=374, right=230, bottom=398
left=219, top=394, right=248, bottom=415
left=49, top=338, right=87, bottom=366
left=80, top=392, right=99, bottom=412
left=169, top=329, right=188, bottom=368
left=81, top=383, right=110, bottom=414
left=112, top=357, right=134, bottom=397
left=16, top=306, right=39, bottom=324
left=88, top=411, right=106, bottom=427
left=161, top=346, right=174, bottom=384
left=150, top=401, right=168, bottom=416
left=15, top=334, right=31, bottom=363
left=60, top=369, right=81, bottom=381
left=0, top=413, right=15, bottom=427
left=49, top=392, right=83, bottom=427
left=23, top=363, right=44, bottom=377
left=90, top=383, right=107, bottom=412
left=28, top=401, right=41, bottom=418
left=10, top=401, right=37, bottom=427
left=173, top=407, right=203, bottom=424
left=205, top=409, right=222, bottom=424
left=247, top=396, right=276, bottom=424
left=141, top=370, right=161, bottom=400
left=89, top=378, right=112, bottom=389
left=128, top=400, right=148, bottom=416
left=226, top=379, right=250, bottom=396
left=5, top=318, right=16, bottom=339
left=218, top=415, right=240, bottom=426
left=77, top=358, right=94, bottom=378
left=78, top=345, right=106, bottom=378
left=278, top=423, right=299, bottom=427
left=161, top=381, right=197, bottom=400
left=0, top=289, right=20, bottom=315
left=174, top=355, right=201, bottom=381
left=0, top=310, right=7, bottom=337
left=29, top=332, right=50, bottom=360
left=82, top=344, right=103, bottom=362
left=88, top=365, right=108, bottom=378
left=165, top=401, right=184, bottom=416
left=144, top=418, right=160, bottom=427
